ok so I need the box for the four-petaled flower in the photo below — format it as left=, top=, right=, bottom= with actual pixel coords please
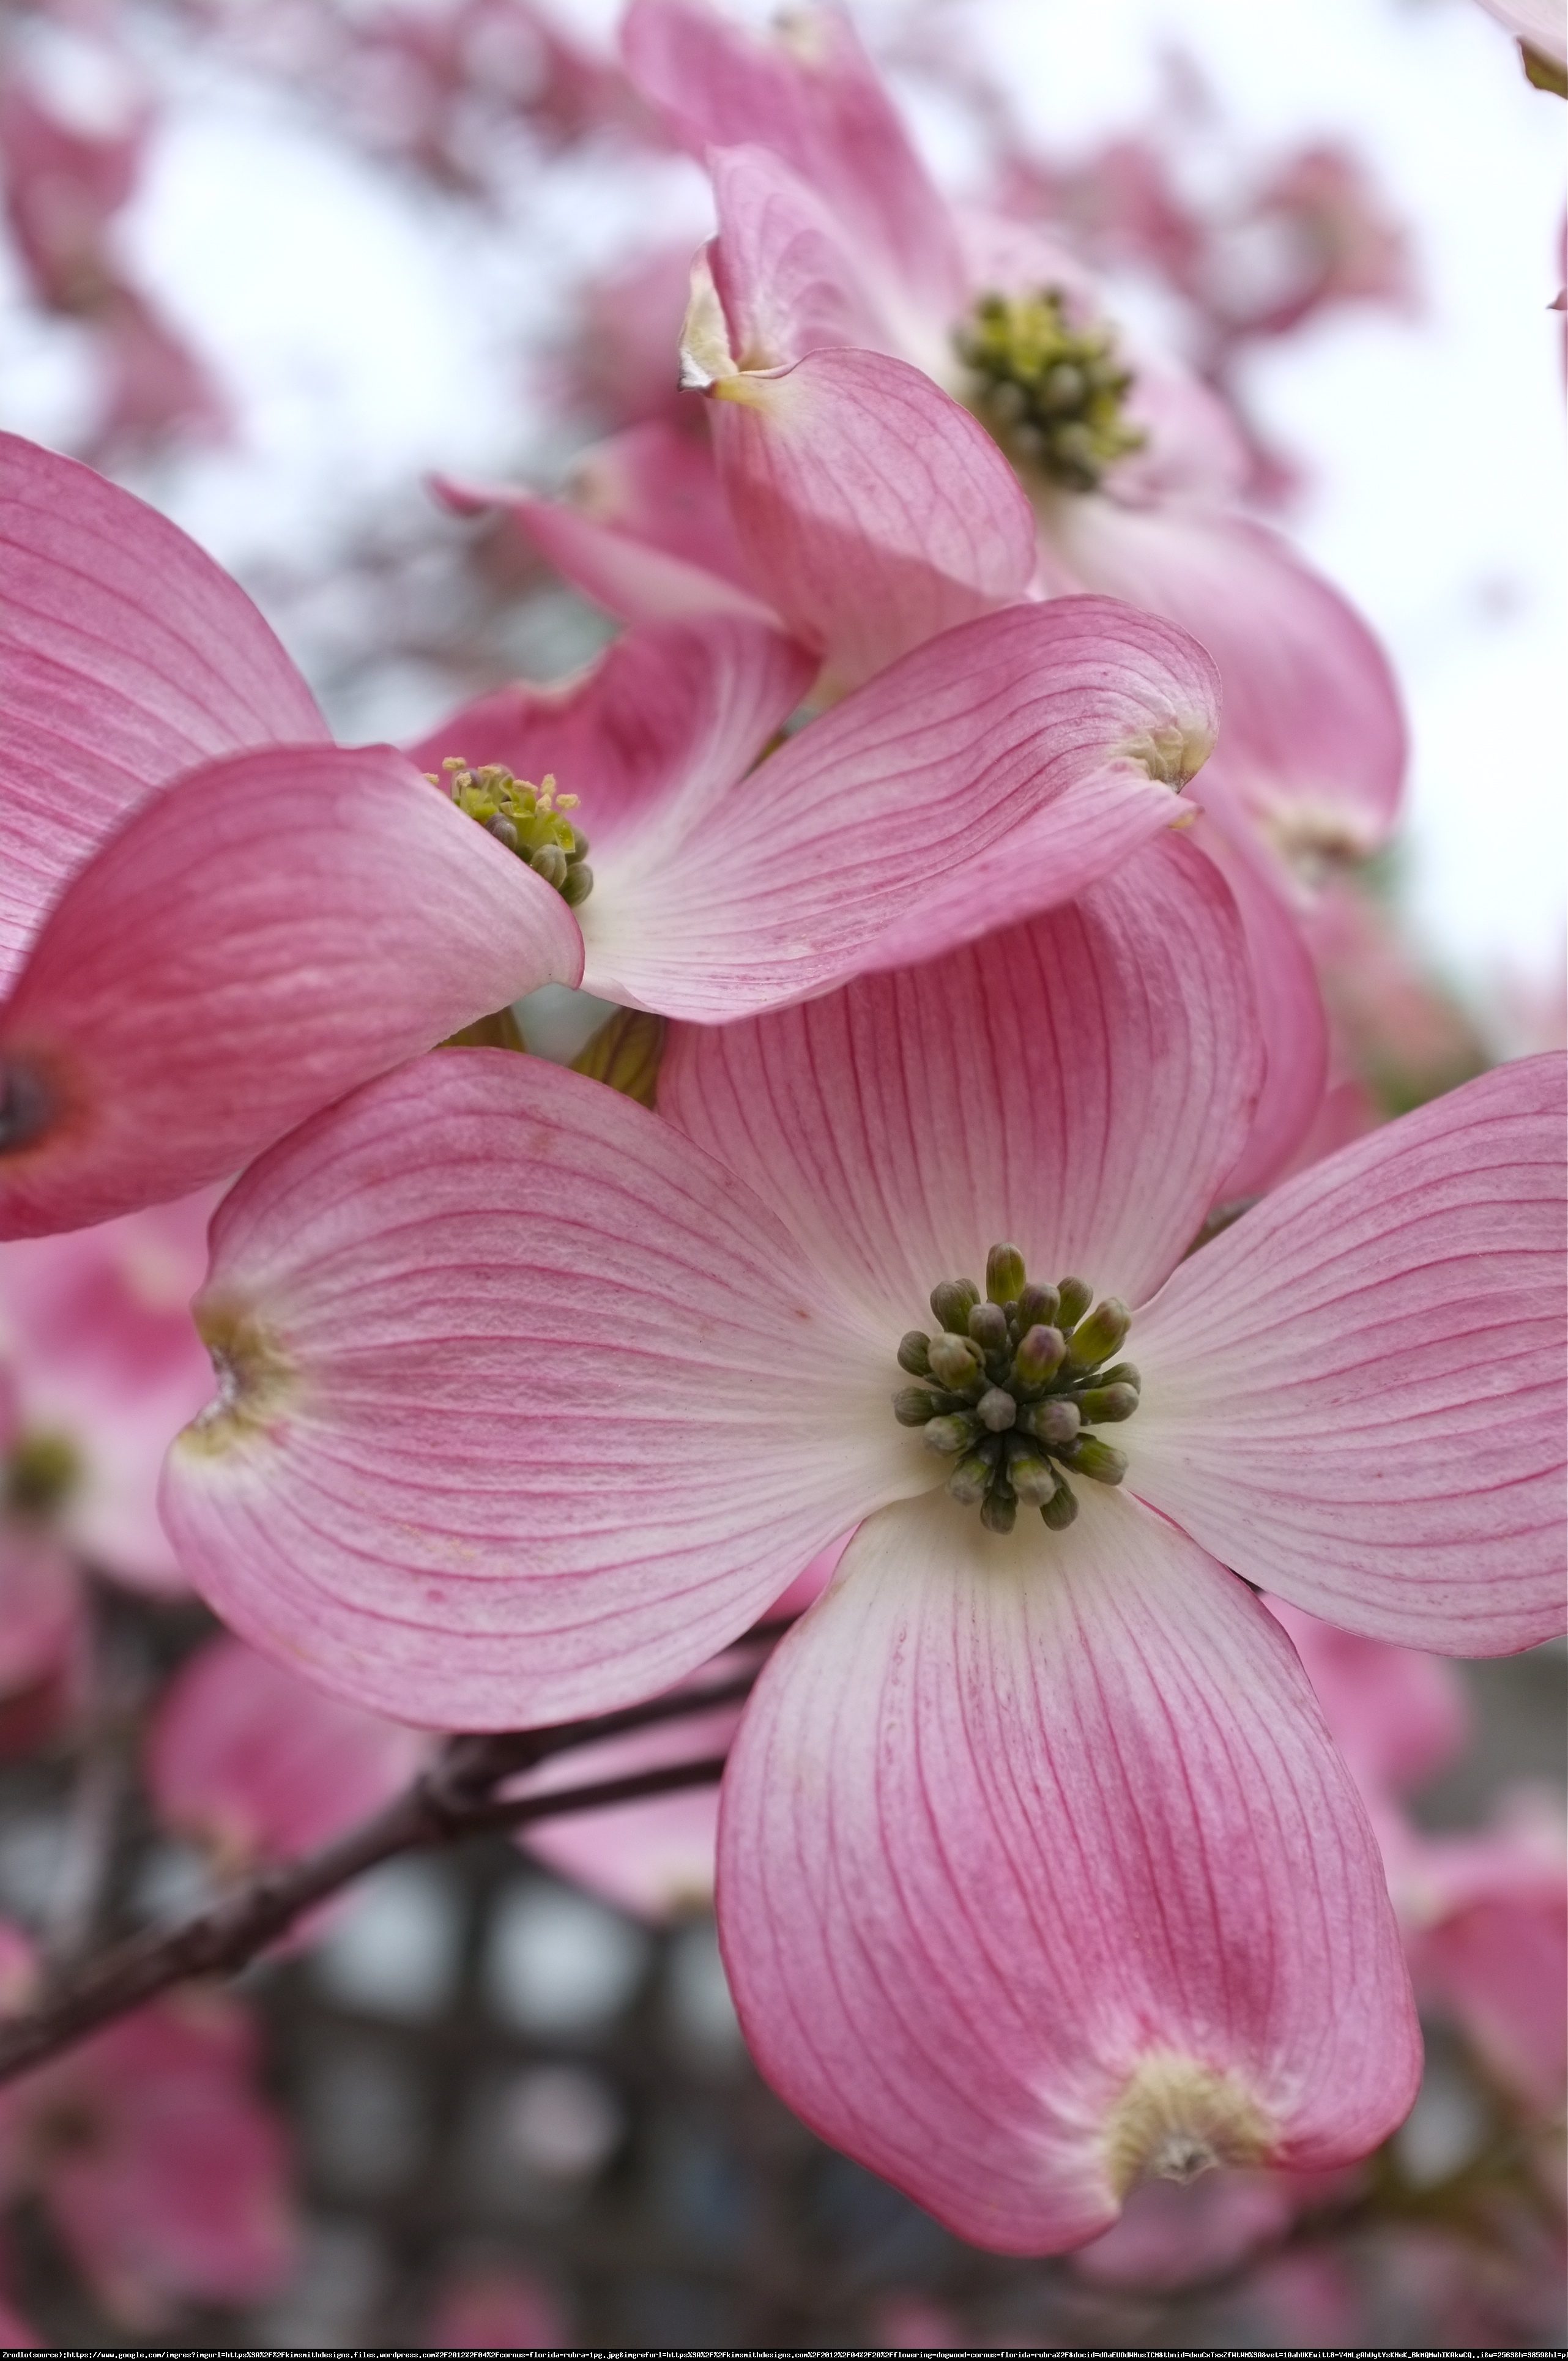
left=157, top=840, right=1564, bottom=2248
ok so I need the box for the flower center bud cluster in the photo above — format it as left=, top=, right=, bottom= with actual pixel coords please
left=4, top=1430, right=82, bottom=1520
left=957, top=289, right=1146, bottom=494
left=893, top=1243, right=1140, bottom=1536
left=436, top=759, right=593, bottom=908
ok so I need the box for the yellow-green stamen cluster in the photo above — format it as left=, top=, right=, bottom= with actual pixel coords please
left=893, top=1243, right=1141, bottom=1536
left=437, top=760, right=593, bottom=908
left=957, top=289, right=1145, bottom=493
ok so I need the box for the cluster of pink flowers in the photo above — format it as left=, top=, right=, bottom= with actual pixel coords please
left=0, top=0, right=1562, bottom=2297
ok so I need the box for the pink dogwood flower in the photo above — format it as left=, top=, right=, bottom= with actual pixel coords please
left=0, top=1939, right=297, bottom=2324
left=575, top=0, right=1408, bottom=880
left=154, top=836, right=1562, bottom=2248
left=1, top=430, right=1218, bottom=1233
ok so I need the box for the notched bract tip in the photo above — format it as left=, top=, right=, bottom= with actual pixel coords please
left=1120, top=716, right=1215, bottom=790
left=1102, top=2053, right=1274, bottom=2200
left=180, top=1300, right=296, bottom=1458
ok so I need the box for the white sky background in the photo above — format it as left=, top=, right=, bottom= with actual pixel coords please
left=0, top=0, right=1561, bottom=1004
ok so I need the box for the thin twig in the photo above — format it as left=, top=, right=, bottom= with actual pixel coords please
left=43, top=1583, right=147, bottom=1969
left=0, top=1654, right=773, bottom=2086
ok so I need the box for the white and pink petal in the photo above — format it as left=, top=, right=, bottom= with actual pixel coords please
left=1131, top=1055, right=1568, bottom=1653
left=704, top=349, right=1038, bottom=690
left=660, top=830, right=1261, bottom=1325
left=587, top=600, right=1221, bottom=1023
left=0, top=745, right=583, bottom=1238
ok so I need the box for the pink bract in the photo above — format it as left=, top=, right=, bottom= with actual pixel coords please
left=407, top=600, right=1219, bottom=1020
left=145, top=841, right=1564, bottom=2247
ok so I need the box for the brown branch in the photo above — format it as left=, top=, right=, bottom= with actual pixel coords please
left=0, top=1659, right=768, bottom=2087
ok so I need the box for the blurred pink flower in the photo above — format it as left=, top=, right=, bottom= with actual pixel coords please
left=1304, top=876, right=1489, bottom=1122
left=0, top=2288, right=41, bottom=2351
left=0, top=1937, right=297, bottom=2326
left=868, top=2292, right=966, bottom=2348
left=0, top=45, right=225, bottom=461
left=424, top=2259, right=568, bottom=2350
left=1395, top=1798, right=1567, bottom=2115
left=0, top=1190, right=217, bottom=1594
left=154, top=845, right=1565, bottom=2248
left=1268, top=1600, right=1566, bottom=2117
left=146, top=1632, right=430, bottom=1875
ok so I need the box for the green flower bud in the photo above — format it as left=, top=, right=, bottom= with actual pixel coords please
left=1055, top=1276, right=1093, bottom=1331
left=967, top=1301, right=1009, bottom=1353
left=1013, top=1323, right=1066, bottom=1386
left=892, top=1386, right=939, bottom=1427
left=924, top=1413, right=979, bottom=1456
left=530, top=843, right=569, bottom=890
left=928, top=1333, right=983, bottom=1389
left=897, top=1331, right=933, bottom=1378
left=1096, top=1361, right=1141, bottom=1394
left=1006, top=1451, right=1058, bottom=1506
left=1039, top=1478, right=1079, bottom=1530
left=985, top=1243, right=1027, bottom=1303
left=1042, top=360, right=1086, bottom=412
left=1014, top=1282, right=1060, bottom=1331
left=948, top=1451, right=994, bottom=1506
left=976, top=1386, right=1017, bottom=1432
left=560, top=861, right=594, bottom=908
left=930, top=1277, right=979, bottom=1331
left=1077, top=1382, right=1139, bottom=1425
left=1021, top=1396, right=1079, bottom=1446
left=1065, top=1296, right=1132, bottom=1370
left=1057, top=1434, right=1128, bottom=1485
left=979, top=1490, right=1017, bottom=1536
